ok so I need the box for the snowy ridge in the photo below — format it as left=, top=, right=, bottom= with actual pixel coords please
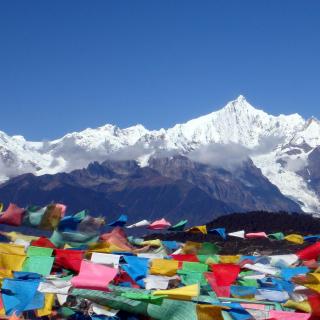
left=1, top=95, right=320, bottom=213
left=165, top=95, right=304, bottom=149
left=289, top=118, right=320, bottom=148
left=252, top=150, right=320, bottom=213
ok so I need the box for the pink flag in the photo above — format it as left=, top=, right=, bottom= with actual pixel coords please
left=268, top=310, right=310, bottom=319
left=71, top=260, right=117, bottom=291
left=148, top=218, right=171, bottom=230
left=100, top=227, right=133, bottom=251
left=246, top=232, right=268, bottom=239
left=56, top=203, right=67, bottom=216
left=240, top=303, right=266, bottom=310
left=0, top=203, right=24, bottom=226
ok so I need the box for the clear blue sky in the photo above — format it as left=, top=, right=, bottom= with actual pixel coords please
left=0, top=1, right=319, bottom=140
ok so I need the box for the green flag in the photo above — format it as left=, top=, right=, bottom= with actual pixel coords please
left=168, top=220, right=188, bottom=231
left=27, top=246, right=53, bottom=257
left=268, top=232, right=285, bottom=240
left=22, top=256, right=54, bottom=276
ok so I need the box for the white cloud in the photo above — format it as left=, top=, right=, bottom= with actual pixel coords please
left=188, top=143, right=250, bottom=171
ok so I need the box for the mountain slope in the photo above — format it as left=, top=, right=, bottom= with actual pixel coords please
left=0, top=95, right=319, bottom=213
left=148, top=156, right=300, bottom=213
left=0, top=157, right=301, bottom=224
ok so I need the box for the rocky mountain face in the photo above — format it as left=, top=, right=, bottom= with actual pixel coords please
left=0, top=156, right=301, bottom=225
left=0, top=95, right=319, bottom=214
left=148, top=156, right=300, bottom=213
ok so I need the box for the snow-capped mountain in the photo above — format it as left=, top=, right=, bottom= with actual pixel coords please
left=1, top=95, right=320, bottom=213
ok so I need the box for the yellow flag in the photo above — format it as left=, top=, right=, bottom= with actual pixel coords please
left=306, top=272, right=320, bottom=284
left=150, top=258, right=179, bottom=276
left=205, top=256, right=219, bottom=265
left=0, top=253, right=26, bottom=271
left=186, top=225, right=207, bottom=234
left=88, top=242, right=109, bottom=250
left=141, top=239, right=162, bottom=247
left=304, top=283, right=320, bottom=293
left=219, top=255, right=240, bottom=264
left=0, top=269, right=13, bottom=280
left=0, top=243, right=25, bottom=255
left=182, top=241, right=202, bottom=254
left=284, top=234, right=304, bottom=244
left=88, top=242, right=130, bottom=254
left=302, top=272, right=320, bottom=292
left=88, top=242, right=112, bottom=253
left=0, top=231, right=39, bottom=242
left=36, top=293, right=55, bottom=317
left=283, top=300, right=311, bottom=313
left=153, top=284, right=199, bottom=300
left=196, top=304, right=228, bottom=320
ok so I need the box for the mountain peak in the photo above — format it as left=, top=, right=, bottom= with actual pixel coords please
left=222, top=95, right=258, bottom=115
left=236, top=94, right=246, bottom=102
left=306, top=116, right=320, bottom=126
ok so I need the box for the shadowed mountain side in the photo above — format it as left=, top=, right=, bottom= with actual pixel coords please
left=148, top=156, right=301, bottom=213
left=0, top=166, right=231, bottom=225
left=0, top=157, right=301, bottom=225
left=0, top=173, right=121, bottom=216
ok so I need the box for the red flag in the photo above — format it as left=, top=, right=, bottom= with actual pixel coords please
left=205, top=272, right=231, bottom=297
left=297, top=242, right=320, bottom=261
left=309, top=294, right=320, bottom=318
left=171, top=254, right=199, bottom=262
left=54, top=249, right=84, bottom=273
left=210, top=263, right=240, bottom=285
left=31, top=236, right=56, bottom=248
left=205, top=264, right=240, bottom=297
